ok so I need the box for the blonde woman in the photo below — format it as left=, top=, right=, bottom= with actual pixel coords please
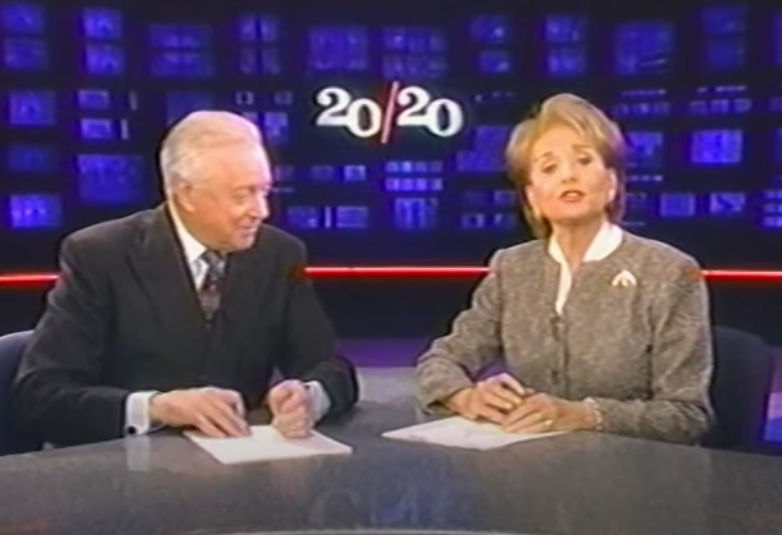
left=415, top=94, right=713, bottom=445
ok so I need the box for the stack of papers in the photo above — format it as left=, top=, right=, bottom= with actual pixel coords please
left=186, top=426, right=352, bottom=464
left=382, top=416, right=566, bottom=450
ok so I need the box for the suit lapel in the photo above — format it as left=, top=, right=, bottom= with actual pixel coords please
left=127, top=205, right=209, bottom=359
left=218, top=238, right=274, bottom=345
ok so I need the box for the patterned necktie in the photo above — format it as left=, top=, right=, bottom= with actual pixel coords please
left=198, top=250, right=225, bottom=323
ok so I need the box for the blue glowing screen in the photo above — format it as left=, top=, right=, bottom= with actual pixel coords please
left=0, top=2, right=779, bottom=268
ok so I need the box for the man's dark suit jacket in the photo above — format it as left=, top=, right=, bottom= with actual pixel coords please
left=12, top=206, right=358, bottom=446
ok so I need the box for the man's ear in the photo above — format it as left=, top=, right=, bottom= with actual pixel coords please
left=174, top=183, right=196, bottom=213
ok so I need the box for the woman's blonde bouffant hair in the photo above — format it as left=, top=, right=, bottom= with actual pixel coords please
left=505, top=93, right=628, bottom=239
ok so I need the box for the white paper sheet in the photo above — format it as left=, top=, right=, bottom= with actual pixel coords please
left=185, top=426, right=352, bottom=464
left=382, top=416, right=567, bottom=450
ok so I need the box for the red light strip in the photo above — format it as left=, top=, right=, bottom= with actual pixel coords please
left=0, top=267, right=780, bottom=286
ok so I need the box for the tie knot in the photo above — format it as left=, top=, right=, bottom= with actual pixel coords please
left=201, top=250, right=225, bottom=272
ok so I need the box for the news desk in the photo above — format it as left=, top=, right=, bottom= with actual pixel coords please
left=1, top=372, right=782, bottom=535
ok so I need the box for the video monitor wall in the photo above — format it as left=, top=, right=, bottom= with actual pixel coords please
left=1, top=1, right=781, bottom=268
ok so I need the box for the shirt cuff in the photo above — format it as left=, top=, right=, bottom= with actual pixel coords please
left=124, top=391, right=160, bottom=436
left=305, top=381, right=331, bottom=421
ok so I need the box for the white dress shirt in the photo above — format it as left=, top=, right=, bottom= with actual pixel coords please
left=124, top=207, right=331, bottom=435
left=547, top=221, right=624, bottom=314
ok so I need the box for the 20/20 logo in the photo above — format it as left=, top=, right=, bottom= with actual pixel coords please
left=313, top=85, right=465, bottom=139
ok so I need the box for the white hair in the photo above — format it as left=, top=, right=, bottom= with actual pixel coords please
left=159, top=110, right=265, bottom=194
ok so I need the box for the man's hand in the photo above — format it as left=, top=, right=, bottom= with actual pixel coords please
left=148, top=387, right=249, bottom=438
left=267, top=380, right=314, bottom=438
left=445, top=373, right=531, bottom=425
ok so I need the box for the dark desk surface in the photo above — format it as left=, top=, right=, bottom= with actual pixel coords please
left=2, top=399, right=782, bottom=535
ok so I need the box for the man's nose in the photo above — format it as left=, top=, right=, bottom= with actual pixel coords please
left=250, top=196, right=269, bottom=220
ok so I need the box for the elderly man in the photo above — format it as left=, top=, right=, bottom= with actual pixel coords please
left=12, top=111, right=358, bottom=446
